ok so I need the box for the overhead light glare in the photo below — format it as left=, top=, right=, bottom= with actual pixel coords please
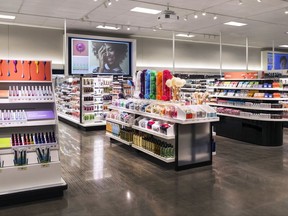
left=176, top=33, right=195, bottom=38
left=107, top=0, right=112, bottom=6
left=127, top=26, right=130, bottom=31
left=257, top=0, right=262, bottom=2
left=285, top=9, right=288, bottom=14
left=213, top=15, right=218, bottom=20
left=194, top=13, right=198, bottom=19
left=130, top=7, right=161, bottom=14
left=96, top=25, right=119, bottom=30
left=224, top=21, right=247, bottom=26
left=202, top=11, right=206, bottom=16
left=184, top=15, right=188, bottom=21
left=0, top=14, right=16, bottom=20
left=238, top=0, right=243, bottom=5
left=279, top=45, right=288, bottom=48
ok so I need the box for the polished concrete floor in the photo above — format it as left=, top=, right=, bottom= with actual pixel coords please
left=1, top=122, right=288, bottom=216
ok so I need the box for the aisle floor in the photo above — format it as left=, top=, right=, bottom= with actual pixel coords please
left=1, top=122, right=288, bottom=216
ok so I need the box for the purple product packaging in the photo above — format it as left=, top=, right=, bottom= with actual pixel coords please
left=26, top=110, right=55, bottom=120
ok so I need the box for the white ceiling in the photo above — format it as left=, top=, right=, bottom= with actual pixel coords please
left=0, top=0, right=288, bottom=48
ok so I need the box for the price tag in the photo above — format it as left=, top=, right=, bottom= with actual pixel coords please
left=18, top=167, right=28, bottom=171
left=41, top=164, right=50, bottom=168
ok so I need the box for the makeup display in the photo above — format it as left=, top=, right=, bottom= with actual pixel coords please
left=208, top=71, right=288, bottom=146
left=55, top=76, right=113, bottom=129
left=107, top=97, right=219, bottom=169
left=0, top=59, right=66, bottom=204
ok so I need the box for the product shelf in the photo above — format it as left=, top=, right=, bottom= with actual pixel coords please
left=132, top=125, right=175, bottom=140
left=208, top=86, right=283, bottom=91
left=106, top=118, right=133, bottom=127
left=207, top=103, right=288, bottom=111
left=105, top=132, right=132, bottom=146
left=131, top=144, right=175, bottom=163
left=217, top=113, right=288, bottom=122
left=108, top=106, right=219, bottom=124
left=0, top=120, right=57, bottom=128
left=210, top=95, right=288, bottom=101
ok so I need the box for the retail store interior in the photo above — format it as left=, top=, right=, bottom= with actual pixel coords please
left=1, top=0, right=288, bottom=215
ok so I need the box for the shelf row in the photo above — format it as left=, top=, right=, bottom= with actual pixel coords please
left=108, top=106, right=219, bottom=125
left=106, top=118, right=175, bottom=139
left=206, top=103, right=288, bottom=111
left=208, top=86, right=288, bottom=91
left=210, top=95, right=288, bottom=101
left=106, top=132, right=175, bottom=163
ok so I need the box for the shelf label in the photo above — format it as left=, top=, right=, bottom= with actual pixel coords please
left=18, top=166, right=28, bottom=171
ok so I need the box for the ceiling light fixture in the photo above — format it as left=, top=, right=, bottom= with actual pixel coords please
left=238, top=0, right=243, bottom=5
left=194, top=13, right=198, bottom=19
left=257, top=0, right=262, bottom=2
left=202, top=11, right=206, bottom=16
left=213, top=15, right=218, bottom=20
left=107, top=0, right=112, bottom=6
left=285, top=8, right=288, bottom=14
left=96, top=25, right=119, bottom=30
left=279, top=45, right=288, bottom=48
left=130, top=7, right=161, bottom=14
left=127, top=26, right=130, bottom=30
left=153, top=27, right=157, bottom=32
left=0, top=14, right=16, bottom=20
left=94, top=0, right=98, bottom=2
left=184, top=15, right=188, bottom=21
left=224, top=21, right=247, bottom=26
left=159, top=24, right=163, bottom=29
left=176, top=33, right=195, bottom=38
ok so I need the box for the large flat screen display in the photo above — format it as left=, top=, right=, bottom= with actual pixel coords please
left=68, top=35, right=134, bottom=75
left=267, top=52, right=288, bottom=70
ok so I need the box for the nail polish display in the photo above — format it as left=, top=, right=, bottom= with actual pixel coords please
left=11, top=132, right=56, bottom=146
left=0, top=110, right=27, bottom=124
left=9, top=85, right=53, bottom=101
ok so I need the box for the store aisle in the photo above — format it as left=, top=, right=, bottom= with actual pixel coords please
left=1, top=122, right=288, bottom=216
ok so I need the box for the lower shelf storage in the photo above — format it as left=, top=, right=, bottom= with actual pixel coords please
left=105, top=132, right=132, bottom=146
left=132, top=144, right=175, bottom=163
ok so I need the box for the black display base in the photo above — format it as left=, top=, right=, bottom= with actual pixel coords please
left=214, top=116, right=283, bottom=146
left=58, top=116, right=105, bottom=131
left=0, top=183, right=68, bottom=207
left=175, top=161, right=212, bottom=171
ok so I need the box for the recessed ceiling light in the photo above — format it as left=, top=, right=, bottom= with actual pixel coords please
left=285, top=8, right=288, bottom=14
left=238, top=0, right=243, bottom=5
left=257, top=0, right=262, bottom=2
left=107, top=0, right=112, bottom=6
left=194, top=13, right=198, bottom=19
left=153, top=27, right=157, bottom=32
left=279, top=45, right=288, bottom=48
left=184, top=15, right=188, bottom=21
left=96, top=25, right=119, bottom=30
left=0, top=14, right=16, bottom=20
left=94, top=0, right=98, bottom=2
left=213, top=15, right=218, bottom=20
left=131, top=7, right=161, bottom=14
left=127, top=26, right=130, bottom=31
left=176, top=33, right=195, bottom=38
left=224, top=21, right=247, bottom=26
left=202, top=11, right=206, bottom=16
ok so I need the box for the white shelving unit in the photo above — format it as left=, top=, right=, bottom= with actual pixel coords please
left=217, top=113, right=288, bottom=122
left=0, top=60, right=67, bottom=205
left=210, top=95, right=288, bottom=101
left=106, top=118, right=133, bottom=127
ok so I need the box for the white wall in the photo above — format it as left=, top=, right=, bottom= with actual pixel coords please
left=136, top=37, right=262, bottom=72
left=0, top=25, right=262, bottom=73
left=0, top=25, right=64, bottom=64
